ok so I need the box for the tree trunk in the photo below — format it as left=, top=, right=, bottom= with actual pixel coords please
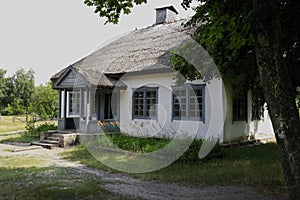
left=252, top=0, right=300, bottom=199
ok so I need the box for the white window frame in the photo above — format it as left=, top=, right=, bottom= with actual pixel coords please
left=67, top=91, right=81, bottom=118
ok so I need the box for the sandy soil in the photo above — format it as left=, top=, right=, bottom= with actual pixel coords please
left=0, top=143, right=288, bottom=200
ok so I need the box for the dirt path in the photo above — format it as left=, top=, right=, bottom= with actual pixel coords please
left=0, top=143, right=287, bottom=200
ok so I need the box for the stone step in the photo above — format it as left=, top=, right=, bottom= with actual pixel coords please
left=46, top=130, right=72, bottom=134
left=220, top=139, right=260, bottom=148
left=53, top=134, right=65, bottom=138
left=41, top=140, right=60, bottom=144
left=46, top=136, right=60, bottom=141
left=31, top=141, right=58, bottom=149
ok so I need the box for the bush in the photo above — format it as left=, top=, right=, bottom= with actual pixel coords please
left=100, top=133, right=221, bottom=162
left=178, top=139, right=221, bottom=163
left=25, top=121, right=57, bottom=135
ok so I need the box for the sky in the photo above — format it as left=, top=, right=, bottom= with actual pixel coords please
left=0, top=0, right=196, bottom=85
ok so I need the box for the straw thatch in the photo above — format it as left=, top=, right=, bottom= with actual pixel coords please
left=52, top=19, right=192, bottom=88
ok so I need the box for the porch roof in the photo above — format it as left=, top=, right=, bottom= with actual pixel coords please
left=52, top=66, right=127, bottom=89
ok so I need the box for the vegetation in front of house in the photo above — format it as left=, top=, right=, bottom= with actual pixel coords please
left=0, top=119, right=57, bottom=143
left=63, top=142, right=285, bottom=193
left=86, top=133, right=221, bottom=162
left=25, top=121, right=57, bottom=136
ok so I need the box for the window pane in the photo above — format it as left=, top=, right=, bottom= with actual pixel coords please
left=133, top=88, right=157, bottom=118
left=68, top=92, right=80, bottom=116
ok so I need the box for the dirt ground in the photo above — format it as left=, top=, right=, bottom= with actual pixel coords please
left=0, top=143, right=288, bottom=200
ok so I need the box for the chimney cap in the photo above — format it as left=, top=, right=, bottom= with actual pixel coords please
left=155, top=5, right=178, bottom=14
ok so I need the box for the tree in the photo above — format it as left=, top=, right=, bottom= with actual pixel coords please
left=84, top=0, right=300, bottom=198
left=29, top=82, right=58, bottom=120
left=12, top=68, right=35, bottom=113
left=84, top=0, right=147, bottom=24
left=2, top=68, right=35, bottom=115
left=0, top=69, right=7, bottom=113
left=252, top=1, right=300, bottom=198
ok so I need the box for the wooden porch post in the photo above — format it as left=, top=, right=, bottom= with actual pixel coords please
left=86, top=88, right=90, bottom=131
left=63, top=89, right=67, bottom=130
left=58, top=89, right=62, bottom=119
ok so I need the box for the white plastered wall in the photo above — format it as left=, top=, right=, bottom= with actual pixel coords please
left=118, top=72, right=225, bottom=140
left=223, top=79, right=275, bottom=143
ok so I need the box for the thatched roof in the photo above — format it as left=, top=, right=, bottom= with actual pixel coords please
left=51, top=19, right=192, bottom=88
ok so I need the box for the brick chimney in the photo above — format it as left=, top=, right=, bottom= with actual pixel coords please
left=155, top=5, right=178, bottom=25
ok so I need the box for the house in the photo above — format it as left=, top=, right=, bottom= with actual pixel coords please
left=51, top=6, right=275, bottom=143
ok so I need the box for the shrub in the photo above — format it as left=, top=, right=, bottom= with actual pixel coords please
left=98, top=121, right=120, bottom=132
left=25, top=121, right=57, bottom=135
left=99, top=133, right=221, bottom=162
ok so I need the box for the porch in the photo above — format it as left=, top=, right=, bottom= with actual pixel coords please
left=57, top=87, right=121, bottom=133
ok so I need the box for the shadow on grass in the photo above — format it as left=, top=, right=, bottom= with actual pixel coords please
left=62, top=143, right=286, bottom=194
left=0, top=133, right=39, bottom=144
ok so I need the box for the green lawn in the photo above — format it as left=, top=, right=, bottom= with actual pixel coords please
left=0, top=115, right=57, bottom=134
left=0, top=155, right=130, bottom=199
left=0, top=133, right=39, bottom=143
left=0, top=166, right=126, bottom=200
left=62, top=143, right=286, bottom=194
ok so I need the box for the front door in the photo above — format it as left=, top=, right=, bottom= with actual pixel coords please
left=104, top=93, right=113, bottom=119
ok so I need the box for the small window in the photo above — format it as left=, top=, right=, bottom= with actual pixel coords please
left=173, top=84, right=205, bottom=121
left=67, top=91, right=80, bottom=117
left=132, top=87, right=158, bottom=119
left=233, top=90, right=247, bottom=121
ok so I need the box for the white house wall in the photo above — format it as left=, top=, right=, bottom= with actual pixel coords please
left=223, top=80, right=274, bottom=142
left=118, top=72, right=225, bottom=140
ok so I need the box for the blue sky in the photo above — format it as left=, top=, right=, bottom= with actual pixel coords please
left=0, top=0, right=195, bottom=85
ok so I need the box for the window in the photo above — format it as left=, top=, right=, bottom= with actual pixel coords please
left=252, top=89, right=265, bottom=120
left=67, top=91, right=80, bottom=117
left=133, top=87, right=158, bottom=119
left=233, top=90, right=247, bottom=121
left=173, top=84, right=205, bottom=121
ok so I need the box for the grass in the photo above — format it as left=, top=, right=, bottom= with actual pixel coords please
left=0, top=115, right=57, bottom=144
left=0, top=167, right=128, bottom=200
left=0, top=155, right=43, bottom=168
left=0, top=115, right=57, bottom=134
left=0, top=132, right=39, bottom=143
left=62, top=143, right=286, bottom=194
left=0, top=156, right=130, bottom=199
left=0, top=115, right=26, bottom=133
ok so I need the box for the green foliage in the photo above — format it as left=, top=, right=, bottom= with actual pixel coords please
left=1, top=68, right=35, bottom=115
left=178, top=0, right=258, bottom=91
left=84, top=0, right=147, bottom=24
left=98, top=121, right=120, bottom=132
left=98, top=133, right=220, bottom=162
left=29, top=82, right=58, bottom=120
left=101, top=133, right=170, bottom=153
left=0, top=69, right=58, bottom=119
left=25, top=121, right=57, bottom=135
left=2, top=99, right=26, bottom=115
left=179, top=139, right=221, bottom=163
left=0, top=69, right=7, bottom=112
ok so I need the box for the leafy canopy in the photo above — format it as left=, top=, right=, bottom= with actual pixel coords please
left=84, top=0, right=147, bottom=24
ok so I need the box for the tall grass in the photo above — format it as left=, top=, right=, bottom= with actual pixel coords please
left=0, top=116, right=26, bottom=133
left=0, top=115, right=57, bottom=134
